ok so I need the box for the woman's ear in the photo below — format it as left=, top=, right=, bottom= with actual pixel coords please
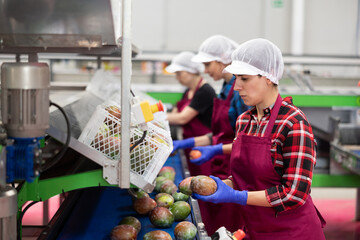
left=265, top=77, right=273, bottom=85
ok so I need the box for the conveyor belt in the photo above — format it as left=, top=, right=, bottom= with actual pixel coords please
left=56, top=153, right=198, bottom=239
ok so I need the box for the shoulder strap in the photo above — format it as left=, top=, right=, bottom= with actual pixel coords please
left=264, top=94, right=282, bottom=137
left=225, top=77, right=236, bottom=103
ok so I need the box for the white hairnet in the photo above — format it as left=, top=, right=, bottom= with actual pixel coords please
left=224, top=38, right=284, bottom=84
left=165, top=51, right=204, bottom=74
left=192, top=35, right=239, bottom=64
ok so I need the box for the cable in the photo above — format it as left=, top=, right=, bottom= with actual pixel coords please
left=130, top=130, right=147, bottom=152
left=17, top=201, right=40, bottom=240
left=130, top=89, right=135, bottom=97
left=40, top=101, right=71, bottom=172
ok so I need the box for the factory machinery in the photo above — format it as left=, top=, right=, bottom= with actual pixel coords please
left=1, top=1, right=360, bottom=240
left=0, top=1, right=209, bottom=239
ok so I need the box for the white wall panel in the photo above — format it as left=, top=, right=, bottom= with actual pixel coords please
left=305, top=0, right=357, bottom=55
left=132, top=0, right=166, bottom=51
left=132, top=0, right=358, bottom=56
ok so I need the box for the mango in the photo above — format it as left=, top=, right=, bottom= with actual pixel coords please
left=118, top=216, right=141, bottom=233
left=155, top=193, right=174, bottom=208
left=133, top=197, right=157, bottom=215
left=130, top=144, right=153, bottom=174
left=99, top=136, right=121, bottom=158
left=169, top=201, right=191, bottom=221
left=112, top=125, right=121, bottom=138
left=172, top=192, right=190, bottom=202
left=132, top=189, right=149, bottom=201
left=158, top=166, right=176, bottom=181
left=149, top=207, right=174, bottom=228
left=110, top=224, right=137, bottom=240
left=98, top=123, right=110, bottom=138
left=179, top=177, right=193, bottom=195
left=174, top=221, right=197, bottom=240
left=155, top=176, right=168, bottom=192
left=105, top=105, right=121, bottom=128
left=143, top=230, right=172, bottom=240
left=190, top=175, right=217, bottom=196
left=154, top=193, right=166, bottom=201
left=160, top=180, right=178, bottom=195
left=106, top=105, right=122, bottom=119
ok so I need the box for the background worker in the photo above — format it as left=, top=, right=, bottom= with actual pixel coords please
left=172, top=35, right=248, bottom=235
left=194, top=38, right=326, bottom=240
left=166, top=51, right=216, bottom=176
left=173, top=35, right=248, bottom=179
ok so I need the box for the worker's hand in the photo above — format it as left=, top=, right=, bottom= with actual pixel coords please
left=192, top=175, right=248, bottom=205
left=172, top=138, right=195, bottom=153
left=190, top=144, right=223, bottom=165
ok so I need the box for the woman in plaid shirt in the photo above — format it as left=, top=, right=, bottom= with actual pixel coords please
left=194, top=38, right=326, bottom=239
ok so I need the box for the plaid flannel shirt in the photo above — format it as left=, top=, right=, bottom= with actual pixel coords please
left=235, top=96, right=317, bottom=213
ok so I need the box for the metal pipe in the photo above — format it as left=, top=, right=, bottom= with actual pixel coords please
left=43, top=200, right=49, bottom=225
left=0, top=148, right=6, bottom=190
left=120, top=0, right=131, bottom=188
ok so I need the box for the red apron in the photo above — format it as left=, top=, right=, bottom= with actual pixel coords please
left=177, top=78, right=212, bottom=176
left=231, top=94, right=326, bottom=240
left=199, top=80, right=245, bottom=236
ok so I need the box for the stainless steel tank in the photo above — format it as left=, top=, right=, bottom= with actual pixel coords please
left=1, top=63, right=50, bottom=138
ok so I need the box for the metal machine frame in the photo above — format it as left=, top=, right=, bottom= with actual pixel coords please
left=0, top=0, right=135, bottom=239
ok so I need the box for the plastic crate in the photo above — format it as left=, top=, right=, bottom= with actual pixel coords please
left=108, top=92, right=171, bottom=133
left=78, top=99, right=173, bottom=191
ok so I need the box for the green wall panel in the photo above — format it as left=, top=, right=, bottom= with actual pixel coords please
left=147, top=91, right=360, bottom=107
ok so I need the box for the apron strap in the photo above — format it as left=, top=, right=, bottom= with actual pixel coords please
left=264, top=94, right=282, bottom=137
left=195, top=78, right=203, bottom=92
left=185, top=78, right=203, bottom=100
left=240, top=116, right=252, bottom=135
left=225, top=77, right=236, bottom=103
left=240, top=94, right=282, bottom=136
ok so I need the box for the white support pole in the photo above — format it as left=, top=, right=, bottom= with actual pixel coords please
left=120, top=0, right=132, bottom=188
left=291, top=0, right=305, bottom=71
left=291, top=0, right=305, bottom=55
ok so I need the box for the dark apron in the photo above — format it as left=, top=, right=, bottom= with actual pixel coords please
left=177, top=78, right=212, bottom=176
left=231, top=94, right=326, bottom=240
left=210, top=80, right=236, bottom=179
left=199, top=80, right=245, bottom=236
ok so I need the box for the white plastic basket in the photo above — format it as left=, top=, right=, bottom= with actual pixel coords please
left=109, top=92, right=171, bottom=133
left=78, top=98, right=173, bottom=191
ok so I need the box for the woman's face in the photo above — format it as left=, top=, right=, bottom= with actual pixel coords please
left=175, top=71, right=193, bottom=86
left=234, top=75, right=270, bottom=106
left=203, top=61, right=226, bottom=81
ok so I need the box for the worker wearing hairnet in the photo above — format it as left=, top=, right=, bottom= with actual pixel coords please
left=166, top=51, right=216, bottom=176
left=193, top=38, right=326, bottom=239
left=172, top=35, right=249, bottom=178
left=172, top=35, right=249, bottom=235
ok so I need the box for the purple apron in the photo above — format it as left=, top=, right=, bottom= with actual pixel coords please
left=231, top=94, right=326, bottom=240
left=177, top=78, right=212, bottom=176
left=210, top=80, right=236, bottom=179
left=199, top=80, right=245, bottom=236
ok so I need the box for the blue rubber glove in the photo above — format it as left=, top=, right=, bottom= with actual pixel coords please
left=192, top=175, right=248, bottom=205
left=172, top=138, right=195, bottom=153
left=190, top=143, right=223, bottom=165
